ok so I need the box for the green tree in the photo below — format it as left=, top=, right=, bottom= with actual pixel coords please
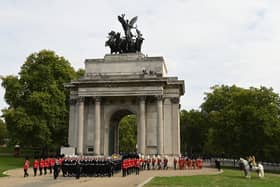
left=0, top=119, right=8, bottom=145
left=119, top=115, right=137, bottom=153
left=201, top=85, right=280, bottom=161
left=180, top=109, right=209, bottom=157
left=1, top=50, right=81, bottom=148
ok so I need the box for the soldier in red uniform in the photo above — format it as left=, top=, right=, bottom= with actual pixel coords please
left=146, top=156, right=151, bottom=170
left=179, top=157, right=184, bottom=169
left=196, top=158, right=203, bottom=169
left=135, top=157, right=140, bottom=175
left=140, top=156, right=144, bottom=170
left=44, top=158, right=49, bottom=175
left=23, top=157, right=30, bottom=177
left=173, top=157, right=178, bottom=170
left=33, top=158, right=39, bottom=176
left=122, top=159, right=127, bottom=177
left=163, top=156, right=168, bottom=170
left=39, top=158, right=44, bottom=175
left=152, top=155, right=156, bottom=169
left=192, top=159, right=196, bottom=169
left=157, top=156, right=162, bottom=170
left=187, top=158, right=192, bottom=169
left=50, top=157, right=55, bottom=174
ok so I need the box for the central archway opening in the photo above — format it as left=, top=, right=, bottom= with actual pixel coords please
left=109, top=110, right=137, bottom=155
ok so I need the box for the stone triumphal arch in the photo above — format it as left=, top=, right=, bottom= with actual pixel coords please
left=66, top=53, right=184, bottom=156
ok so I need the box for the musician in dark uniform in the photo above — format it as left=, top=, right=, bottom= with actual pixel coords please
left=75, top=160, right=81, bottom=179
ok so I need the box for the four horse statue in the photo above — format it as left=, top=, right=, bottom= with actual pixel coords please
left=239, top=157, right=264, bottom=178
left=105, top=14, right=144, bottom=54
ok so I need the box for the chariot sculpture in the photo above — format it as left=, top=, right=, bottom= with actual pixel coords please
left=105, top=14, right=144, bottom=54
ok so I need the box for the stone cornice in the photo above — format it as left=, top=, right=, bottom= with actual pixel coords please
left=66, top=78, right=185, bottom=96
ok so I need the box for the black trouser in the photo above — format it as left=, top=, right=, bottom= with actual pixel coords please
left=39, top=167, right=43, bottom=175
left=33, top=168, right=37, bottom=176
left=122, top=169, right=126, bottom=177
left=24, top=169, right=29, bottom=177
left=135, top=167, right=139, bottom=175
left=76, top=165, right=80, bottom=179
left=44, top=167, right=47, bottom=175
left=53, top=166, right=59, bottom=179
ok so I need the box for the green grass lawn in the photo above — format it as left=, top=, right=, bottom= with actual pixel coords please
left=145, top=169, right=280, bottom=187
left=0, top=156, right=25, bottom=177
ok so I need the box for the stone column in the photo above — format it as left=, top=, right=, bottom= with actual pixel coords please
left=171, top=97, right=180, bottom=155
left=77, top=97, right=85, bottom=155
left=139, top=96, right=146, bottom=154
left=157, top=96, right=163, bottom=154
left=94, top=97, right=101, bottom=155
left=68, top=98, right=76, bottom=147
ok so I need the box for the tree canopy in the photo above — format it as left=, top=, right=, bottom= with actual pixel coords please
left=180, top=109, right=208, bottom=157
left=0, top=119, right=8, bottom=145
left=1, top=50, right=82, bottom=148
left=181, top=85, right=280, bottom=161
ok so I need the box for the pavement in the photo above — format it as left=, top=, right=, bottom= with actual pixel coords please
left=0, top=167, right=220, bottom=187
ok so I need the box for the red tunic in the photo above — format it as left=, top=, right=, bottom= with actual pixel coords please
left=50, top=158, right=55, bottom=167
left=44, top=159, right=49, bottom=168
left=33, top=159, right=39, bottom=169
left=23, top=160, right=30, bottom=170
left=135, top=159, right=140, bottom=168
left=39, top=159, right=45, bottom=168
left=122, top=159, right=127, bottom=170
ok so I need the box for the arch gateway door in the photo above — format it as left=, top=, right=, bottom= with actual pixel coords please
left=66, top=53, right=185, bottom=156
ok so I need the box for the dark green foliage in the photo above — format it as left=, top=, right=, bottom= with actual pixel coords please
left=119, top=115, right=137, bottom=153
left=1, top=50, right=82, bottom=148
left=180, top=85, right=280, bottom=162
left=0, top=119, right=8, bottom=145
left=201, top=85, right=280, bottom=161
left=76, top=68, right=85, bottom=79
left=180, top=109, right=208, bottom=157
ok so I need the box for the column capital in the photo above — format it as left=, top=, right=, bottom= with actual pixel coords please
left=69, top=98, right=76, bottom=105
left=93, top=96, right=102, bottom=102
left=156, top=95, right=163, bottom=101
left=138, top=96, right=146, bottom=102
left=77, top=96, right=85, bottom=103
left=171, top=97, right=180, bottom=104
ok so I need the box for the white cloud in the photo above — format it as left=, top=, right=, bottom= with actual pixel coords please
left=1, top=0, right=280, bottom=113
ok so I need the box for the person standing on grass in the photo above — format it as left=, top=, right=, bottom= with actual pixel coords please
left=33, top=158, right=39, bottom=176
left=23, top=157, right=30, bottom=177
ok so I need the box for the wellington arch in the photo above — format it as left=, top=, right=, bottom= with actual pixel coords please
left=65, top=53, right=185, bottom=156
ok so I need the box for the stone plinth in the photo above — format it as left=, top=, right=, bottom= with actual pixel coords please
left=85, top=53, right=167, bottom=77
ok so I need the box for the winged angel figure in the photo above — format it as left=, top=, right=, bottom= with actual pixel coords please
left=118, top=14, right=138, bottom=41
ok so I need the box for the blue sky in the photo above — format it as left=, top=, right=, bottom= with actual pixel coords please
left=1, top=0, right=280, bottom=115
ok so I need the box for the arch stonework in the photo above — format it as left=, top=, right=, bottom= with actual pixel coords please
left=66, top=53, right=185, bottom=156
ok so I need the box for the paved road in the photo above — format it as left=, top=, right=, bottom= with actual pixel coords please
left=1, top=167, right=220, bottom=187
